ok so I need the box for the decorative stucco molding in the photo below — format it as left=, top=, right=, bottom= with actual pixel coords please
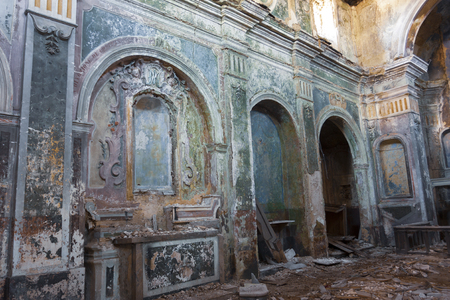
left=27, top=0, right=77, bottom=24
left=366, top=95, right=419, bottom=120
left=29, top=13, right=74, bottom=55
left=329, top=92, right=347, bottom=109
left=76, top=44, right=223, bottom=144
left=0, top=48, right=13, bottom=114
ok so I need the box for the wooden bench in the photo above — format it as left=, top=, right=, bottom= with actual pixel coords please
left=393, top=225, right=450, bottom=255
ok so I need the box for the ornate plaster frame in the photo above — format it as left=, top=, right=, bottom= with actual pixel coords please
left=75, top=43, right=224, bottom=145
left=372, top=133, right=414, bottom=200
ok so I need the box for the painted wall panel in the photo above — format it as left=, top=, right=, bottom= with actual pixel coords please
left=379, top=140, right=410, bottom=197
left=134, top=97, right=171, bottom=191
left=142, top=237, right=219, bottom=298
left=251, top=110, right=284, bottom=216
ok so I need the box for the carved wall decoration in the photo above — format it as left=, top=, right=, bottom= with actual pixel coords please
left=297, top=79, right=313, bottom=101
left=303, top=102, right=313, bottom=119
left=30, top=14, right=74, bottom=55
left=45, top=31, right=61, bottom=55
left=111, top=59, right=189, bottom=103
left=366, top=95, right=419, bottom=120
left=232, top=83, right=246, bottom=101
left=412, top=114, right=421, bottom=134
left=367, top=120, right=377, bottom=140
left=225, top=50, right=247, bottom=79
left=181, top=119, right=199, bottom=188
left=329, top=92, right=347, bottom=109
left=98, top=78, right=126, bottom=188
left=91, top=59, right=191, bottom=192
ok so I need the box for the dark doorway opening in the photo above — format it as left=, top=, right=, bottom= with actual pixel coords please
left=319, top=119, right=360, bottom=238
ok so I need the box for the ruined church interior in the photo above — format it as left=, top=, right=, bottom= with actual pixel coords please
left=1, top=0, right=450, bottom=298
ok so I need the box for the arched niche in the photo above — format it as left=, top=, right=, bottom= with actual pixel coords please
left=76, top=43, right=223, bottom=145
left=0, top=48, right=13, bottom=113
left=316, top=107, right=368, bottom=166
left=85, top=57, right=215, bottom=208
left=373, top=134, right=413, bottom=199
left=249, top=92, right=309, bottom=255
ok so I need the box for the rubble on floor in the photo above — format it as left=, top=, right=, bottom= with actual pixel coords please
left=153, top=243, right=449, bottom=300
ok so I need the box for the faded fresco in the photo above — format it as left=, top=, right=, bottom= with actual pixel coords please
left=379, top=140, right=410, bottom=198
left=134, top=97, right=172, bottom=192
left=251, top=110, right=284, bottom=219
left=144, top=240, right=215, bottom=291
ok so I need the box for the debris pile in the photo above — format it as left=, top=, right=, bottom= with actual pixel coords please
left=152, top=244, right=450, bottom=300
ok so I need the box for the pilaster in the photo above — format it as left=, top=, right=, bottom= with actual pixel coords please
left=417, top=79, right=447, bottom=179
left=10, top=1, right=82, bottom=296
left=362, top=56, right=437, bottom=244
left=223, top=47, right=258, bottom=279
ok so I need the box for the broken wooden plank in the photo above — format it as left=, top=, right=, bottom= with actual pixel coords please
left=255, top=199, right=287, bottom=263
left=328, top=239, right=354, bottom=254
left=329, top=237, right=369, bottom=258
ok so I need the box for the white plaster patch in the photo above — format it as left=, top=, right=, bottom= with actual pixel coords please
left=307, top=171, right=325, bottom=238
left=70, top=230, right=84, bottom=267
left=312, top=0, right=338, bottom=48
left=68, top=268, right=85, bottom=299
left=136, top=130, right=149, bottom=150
left=16, top=229, right=63, bottom=271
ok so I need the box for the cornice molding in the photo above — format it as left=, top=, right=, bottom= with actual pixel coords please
left=28, top=11, right=75, bottom=38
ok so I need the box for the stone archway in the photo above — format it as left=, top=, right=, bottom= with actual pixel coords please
left=391, top=0, right=441, bottom=60
left=319, top=118, right=361, bottom=237
left=249, top=95, right=310, bottom=256
left=412, top=0, right=450, bottom=227
left=316, top=107, right=377, bottom=243
left=75, top=42, right=223, bottom=145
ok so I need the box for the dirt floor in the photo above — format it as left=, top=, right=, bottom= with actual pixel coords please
left=154, top=243, right=450, bottom=300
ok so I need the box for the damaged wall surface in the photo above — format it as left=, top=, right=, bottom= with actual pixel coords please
left=0, top=0, right=448, bottom=298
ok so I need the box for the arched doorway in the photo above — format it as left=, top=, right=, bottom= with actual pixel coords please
left=412, top=0, right=450, bottom=226
left=319, top=118, right=361, bottom=238
left=251, top=105, right=285, bottom=221
left=250, top=99, right=309, bottom=256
